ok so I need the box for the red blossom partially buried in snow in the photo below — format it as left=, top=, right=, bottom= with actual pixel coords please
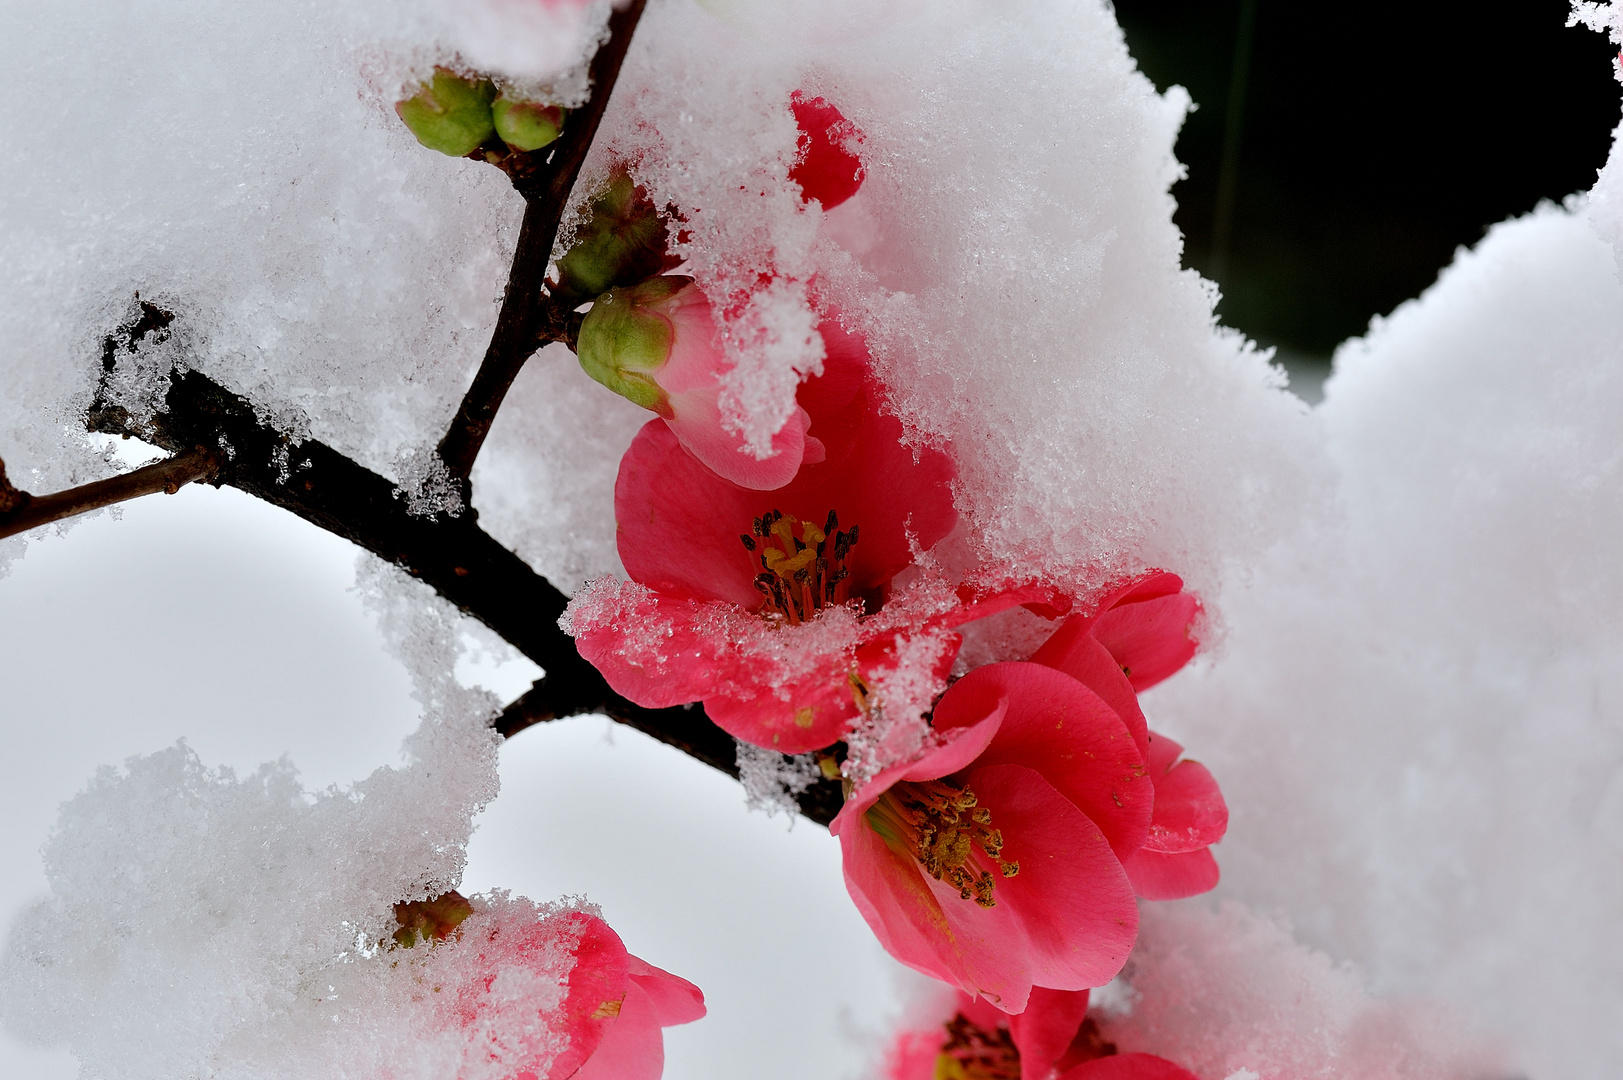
left=566, top=323, right=983, bottom=753
left=436, top=903, right=705, bottom=1080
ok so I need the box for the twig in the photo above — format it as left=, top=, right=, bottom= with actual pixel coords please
left=435, top=0, right=649, bottom=483
left=0, top=446, right=223, bottom=541
left=495, top=678, right=845, bottom=826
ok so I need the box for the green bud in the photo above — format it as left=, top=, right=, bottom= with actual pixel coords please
left=553, top=168, right=672, bottom=305
left=575, top=277, right=692, bottom=414
left=391, top=890, right=474, bottom=948
left=492, top=93, right=566, bottom=152
left=395, top=69, right=497, bottom=158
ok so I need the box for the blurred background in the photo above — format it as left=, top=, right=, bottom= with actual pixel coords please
left=1116, top=0, right=1619, bottom=399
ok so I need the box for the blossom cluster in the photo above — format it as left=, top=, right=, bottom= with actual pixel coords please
left=542, top=91, right=1229, bottom=1076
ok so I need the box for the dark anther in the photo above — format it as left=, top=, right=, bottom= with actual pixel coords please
left=825, top=508, right=838, bottom=533
left=740, top=533, right=756, bottom=551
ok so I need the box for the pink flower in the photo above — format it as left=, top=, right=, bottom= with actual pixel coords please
left=884, top=985, right=1198, bottom=1080
left=447, top=906, right=705, bottom=1080
left=576, top=275, right=824, bottom=490
left=790, top=91, right=864, bottom=209
left=1028, top=573, right=1227, bottom=899
left=569, top=327, right=978, bottom=753
left=831, top=660, right=1151, bottom=1011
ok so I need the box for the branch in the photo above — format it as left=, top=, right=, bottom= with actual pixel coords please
left=0, top=446, right=223, bottom=541
left=496, top=679, right=845, bottom=826
left=435, top=0, right=649, bottom=483
left=88, top=366, right=845, bottom=827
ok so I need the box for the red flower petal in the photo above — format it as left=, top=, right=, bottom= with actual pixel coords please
left=626, top=954, right=707, bottom=1027
left=958, top=763, right=1139, bottom=1004
left=615, top=384, right=955, bottom=608
left=1120, top=846, right=1220, bottom=901
left=569, top=587, right=736, bottom=708
left=1009, top=987, right=1093, bottom=1080
left=839, top=762, right=1136, bottom=1012
left=568, top=977, right=666, bottom=1080
left=1140, top=732, right=1228, bottom=854
left=1092, top=591, right=1199, bottom=692
left=703, top=653, right=857, bottom=753
left=932, top=663, right=1152, bottom=860
left=790, top=92, right=864, bottom=209
left=1030, top=621, right=1149, bottom=760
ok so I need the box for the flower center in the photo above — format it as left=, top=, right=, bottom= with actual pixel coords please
left=865, top=779, right=1019, bottom=908
left=934, top=1012, right=1021, bottom=1080
left=739, top=508, right=859, bottom=625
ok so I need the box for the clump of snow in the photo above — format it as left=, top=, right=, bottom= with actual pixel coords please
left=0, top=714, right=504, bottom=1079
left=426, top=0, right=610, bottom=87
left=1146, top=197, right=1623, bottom=1080
left=842, top=627, right=957, bottom=787
left=736, top=741, right=820, bottom=821
left=394, top=444, right=467, bottom=518
left=1572, top=2, right=1623, bottom=261
left=1095, top=902, right=1504, bottom=1080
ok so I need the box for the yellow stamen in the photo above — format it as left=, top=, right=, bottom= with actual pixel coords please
left=741, top=507, right=860, bottom=625
left=865, top=779, right=1018, bottom=908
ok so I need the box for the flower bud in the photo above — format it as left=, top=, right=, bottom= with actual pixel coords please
left=576, top=277, right=818, bottom=490
left=492, top=92, right=566, bottom=152
left=575, top=276, right=690, bottom=414
left=395, top=69, right=497, bottom=158
left=552, top=167, right=674, bottom=305
left=392, top=889, right=474, bottom=948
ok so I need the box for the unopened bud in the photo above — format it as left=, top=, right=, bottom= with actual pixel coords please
left=493, top=93, right=566, bottom=152
left=552, top=167, right=675, bottom=305
left=395, top=69, right=497, bottom=158
left=575, top=276, right=693, bottom=414
left=392, top=889, right=474, bottom=948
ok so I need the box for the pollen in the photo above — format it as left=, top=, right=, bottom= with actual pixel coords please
left=934, top=1012, right=1021, bottom=1080
left=740, top=508, right=859, bottom=625
left=865, top=779, right=1019, bottom=908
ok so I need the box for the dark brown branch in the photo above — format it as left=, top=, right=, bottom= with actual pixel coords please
left=435, top=0, right=649, bottom=483
left=496, top=678, right=844, bottom=825
left=88, top=366, right=845, bottom=826
left=0, top=446, right=223, bottom=541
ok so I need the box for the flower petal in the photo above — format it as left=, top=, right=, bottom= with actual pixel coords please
left=626, top=955, right=706, bottom=1027
left=704, top=658, right=857, bottom=754
left=526, top=913, right=630, bottom=1080
left=569, top=978, right=666, bottom=1080
left=933, top=663, right=1152, bottom=860
left=1030, top=621, right=1149, bottom=760
left=1009, top=987, right=1092, bottom=1080
left=665, top=390, right=811, bottom=490
left=568, top=585, right=735, bottom=708
left=1092, top=591, right=1199, bottom=692
left=838, top=798, right=962, bottom=987
left=1141, top=732, right=1228, bottom=853
left=833, top=712, right=1007, bottom=833
left=1120, top=846, right=1219, bottom=900
left=1057, top=1054, right=1201, bottom=1080
left=959, top=764, right=1139, bottom=1003
left=615, top=387, right=956, bottom=606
